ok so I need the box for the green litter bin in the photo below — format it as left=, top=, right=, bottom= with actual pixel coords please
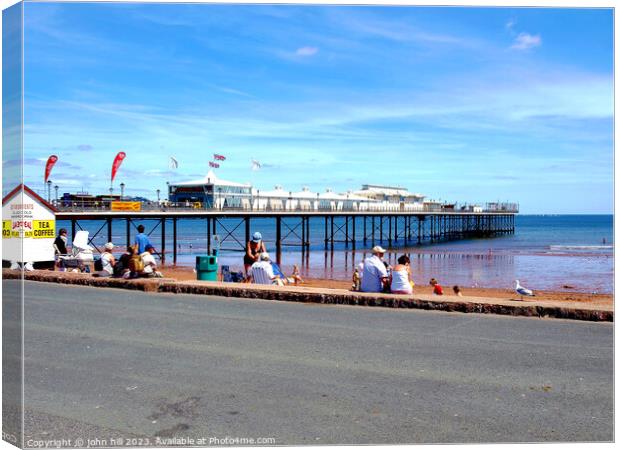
left=196, top=255, right=218, bottom=281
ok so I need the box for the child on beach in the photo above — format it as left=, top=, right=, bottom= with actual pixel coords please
left=453, top=285, right=462, bottom=296
left=430, top=278, right=444, bottom=295
left=352, top=268, right=361, bottom=291
left=291, top=264, right=304, bottom=285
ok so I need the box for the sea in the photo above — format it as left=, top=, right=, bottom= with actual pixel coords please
left=58, top=214, right=614, bottom=294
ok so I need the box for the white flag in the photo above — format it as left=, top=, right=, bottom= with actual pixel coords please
left=251, top=159, right=261, bottom=171
left=169, top=156, right=178, bottom=170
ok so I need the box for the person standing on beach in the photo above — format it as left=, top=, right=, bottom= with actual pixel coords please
left=244, top=232, right=267, bottom=276
left=134, top=224, right=153, bottom=254
left=360, top=246, right=389, bottom=293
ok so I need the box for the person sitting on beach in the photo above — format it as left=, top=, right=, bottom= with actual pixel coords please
left=360, top=246, right=389, bottom=293
left=430, top=278, right=444, bottom=295
left=53, top=228, right=69, bottom=270
left=134, top=224, right=153, bottom=254
left=291, top=264, right=304, bottom=285
left=390, top=255, right=414, bottom=295
left=115, top=246, right=135, bottom=278
left=352, top=268, right=361, bottom=291
left=96, top=242, right=116, bottom=277
left=453, top=285, right=463, bottom=296
left=140, top=245, right=163, bottom=278
left=244, top=232, right=267, bottom=276
left=248, top=253, right=283, bottom=286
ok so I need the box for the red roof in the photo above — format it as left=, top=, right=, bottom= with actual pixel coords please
left=2, top=184, right=58, bottom=213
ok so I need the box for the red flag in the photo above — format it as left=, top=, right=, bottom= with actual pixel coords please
left=44, top=155, right=58, bottom=183
left=209, top=161, right=220, bottom=168
left=213, top=154, right=226, bottom=161
left=111, top=152, right=126, bottom=182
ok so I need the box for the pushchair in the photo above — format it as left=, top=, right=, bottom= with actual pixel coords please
left=57, top=230, right=95, bottom=272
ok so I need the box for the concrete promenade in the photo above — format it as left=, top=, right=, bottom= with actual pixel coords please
left=13, top=281, right=613, bottom=444
left=4, top=270, right=613, bottom=322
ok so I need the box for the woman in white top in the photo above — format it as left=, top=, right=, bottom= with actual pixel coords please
left=390, top=255, right=413, bottom=294
left=100, top=242, right=116, bottom=277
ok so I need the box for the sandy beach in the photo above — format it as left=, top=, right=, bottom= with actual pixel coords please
left=157, top=265, right=613, bottom=309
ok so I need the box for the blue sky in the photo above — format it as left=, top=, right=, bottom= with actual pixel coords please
left=17, top=3, right=613, bottom=213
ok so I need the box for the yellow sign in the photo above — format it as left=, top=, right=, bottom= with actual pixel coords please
left=2, top=220, right=11, bottom=239
left=111, top=201, right=142, bottom=212
left=2, top=220, right=54, bottom=239
left=33, top=220, right=55, bottom=239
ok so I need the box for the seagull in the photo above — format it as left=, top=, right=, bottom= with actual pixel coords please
left=515, top=280, right=535, bottom=301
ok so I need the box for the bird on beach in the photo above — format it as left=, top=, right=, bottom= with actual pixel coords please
left=515, top=280, right=535, bottom=301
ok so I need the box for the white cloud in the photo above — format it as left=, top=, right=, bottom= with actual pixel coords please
left=511, top=32, right=542, bottom=50
left=295, top=46, right=319, bottom=56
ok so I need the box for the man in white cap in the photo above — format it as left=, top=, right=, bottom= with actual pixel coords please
left=248, top=252, right=281, bottom=285
left=360, top=245, right=389, bottom=293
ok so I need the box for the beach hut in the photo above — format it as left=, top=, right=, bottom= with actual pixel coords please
left=2, top=184, right=57, bottom=267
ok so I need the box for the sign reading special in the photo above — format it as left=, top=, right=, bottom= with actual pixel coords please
left=111, top=201, right=141, bottom=212
left=2, top=185, right=56, bottom=263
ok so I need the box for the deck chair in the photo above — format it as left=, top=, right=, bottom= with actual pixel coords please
left=58, top=230, right=94, bottom=271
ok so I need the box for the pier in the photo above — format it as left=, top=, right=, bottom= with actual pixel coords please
left=56, top=207, right=517, bottom=265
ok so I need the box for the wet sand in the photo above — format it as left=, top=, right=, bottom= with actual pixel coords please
left=159, top=265, right=613, bottom=309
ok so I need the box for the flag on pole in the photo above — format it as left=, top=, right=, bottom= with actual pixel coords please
left=209, top=161, right=220, bottom=168
left=251, top=159, right=262, bottom=171
left=111, top=152, right=126, bottom=182
left=169, top=156, right=178, bottom=170
left=213, top=154, right=226, bottom=161
left=44, top=155, right=58, bottom=182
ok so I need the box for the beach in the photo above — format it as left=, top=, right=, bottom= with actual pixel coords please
left=156, top=265, right=613, bottom=310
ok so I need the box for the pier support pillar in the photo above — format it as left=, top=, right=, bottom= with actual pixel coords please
left=107, top=219, right=112, bottom=244
left=352, top=216, right=356, bottom=249
left=276, top=216, right=282, bottom=264
left=161, top=219, right=166, bottom=263
left=417, top=217, right=422, bottom=244
left=372, top=216, right=376, bottom=245
left=173, top=218, right=177, bottom=264
left=363, top=216, right=367, bottom=244
left=71, top=220, right=76, bottom=244
left=125, top=219, right=130, bottom=248
left=245, top=216, right=250, bottom=246
left=207, top=217, right=211, bottom=254
left=324, top=216, right=328, bottom=248
left=394, top=216, right=398, bottom=242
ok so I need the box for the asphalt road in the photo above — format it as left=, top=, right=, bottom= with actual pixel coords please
left=13, top=281, right=613, bottom=445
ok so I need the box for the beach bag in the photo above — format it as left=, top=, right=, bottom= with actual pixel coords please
left=94, top=258, right=103, bottom=272
left=128, top=254, right=144, bottom=273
